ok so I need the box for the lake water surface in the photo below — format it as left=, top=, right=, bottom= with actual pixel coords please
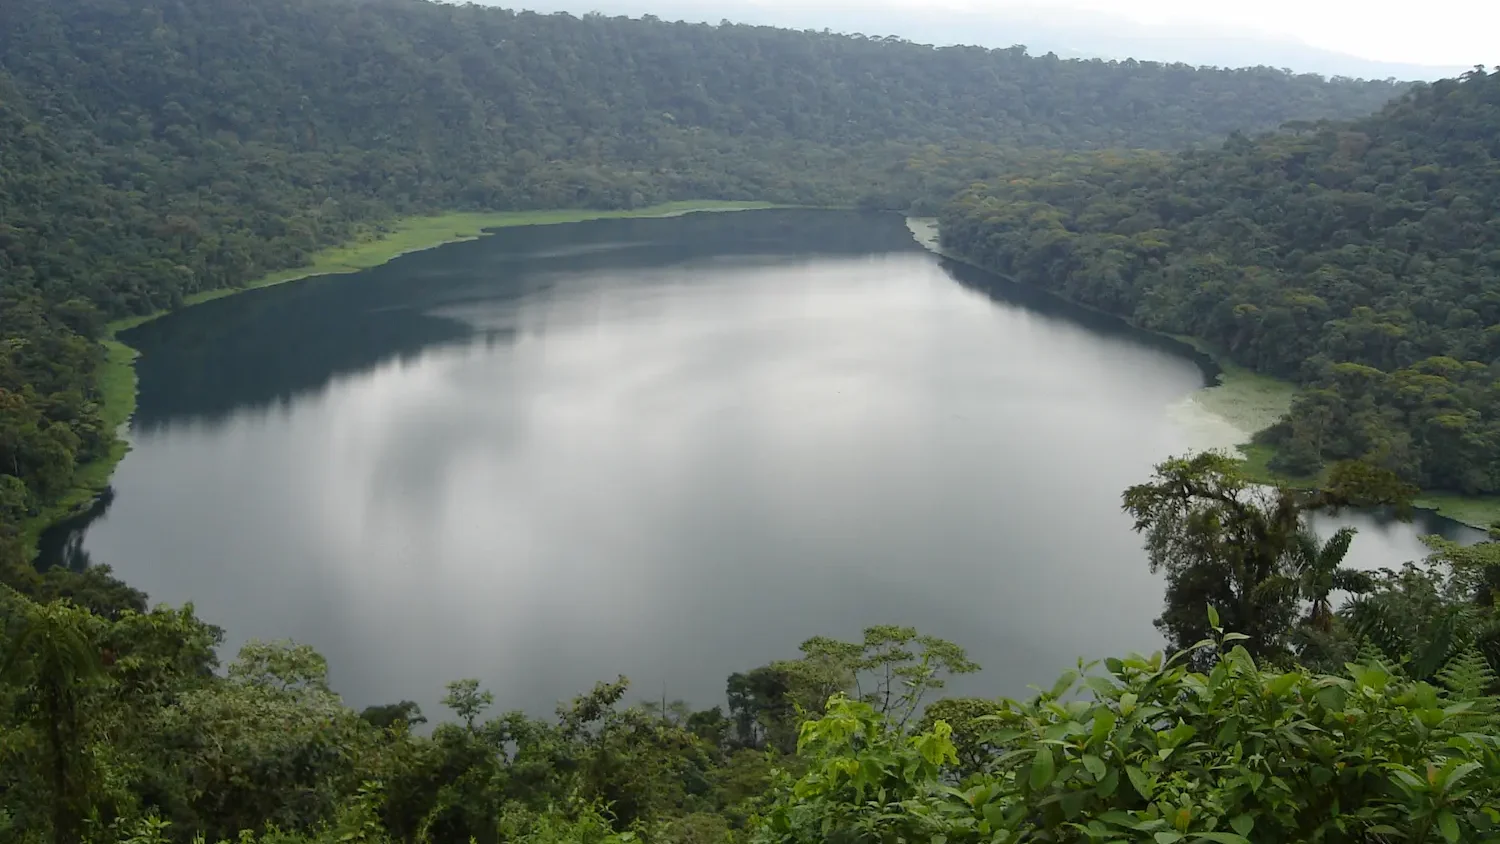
left=51, top=210, right=1482, bottom=719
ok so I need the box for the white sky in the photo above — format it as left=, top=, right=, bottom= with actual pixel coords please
left=1054, top=0, right=1493, bottom=66
left=788, top=0, right=1496, bottom=67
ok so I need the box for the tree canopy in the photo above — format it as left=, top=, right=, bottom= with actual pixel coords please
left=940, top=68, right=1500, bottom=495
left=9, top=0, right=1500, bottom=841
left=3, top=458, right=1499, bottom=842
left=0, top=0, right=1409, bottom=558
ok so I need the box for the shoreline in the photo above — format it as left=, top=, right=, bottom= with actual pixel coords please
left=25, top=207, right=1494, bottom=554
left=904, top=217, right=1500, bottom=531
left=23, top=201, right=785, bottom=556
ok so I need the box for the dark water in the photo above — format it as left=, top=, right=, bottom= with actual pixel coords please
left=48, top=210, right=1483, bottom=719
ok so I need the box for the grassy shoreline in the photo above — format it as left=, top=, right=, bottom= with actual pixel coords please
left=27, top=206, right=1495, bottom=554
left=905, top=217, right=1500, bottom=530
left=23, top=201, right=784, bottom=556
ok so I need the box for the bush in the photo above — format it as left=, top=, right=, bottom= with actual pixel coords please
left=755, top=631, right=1500, bottom=844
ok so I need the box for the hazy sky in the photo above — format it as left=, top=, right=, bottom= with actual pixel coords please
left=744, top=0, right=1495, bottom=67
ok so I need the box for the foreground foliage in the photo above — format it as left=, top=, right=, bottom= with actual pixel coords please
left=759, top=630, right=1500, bottom=844
left=5, top=458, right=1500, bottom=841
left=8, top=0, right=1500, bottom=840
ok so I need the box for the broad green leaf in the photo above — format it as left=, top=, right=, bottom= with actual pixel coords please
left=1206, top=605, right=1220, bottom=629
left=1194, top=834, right=1250, bottom=844
left=1126, top=765, right=1154, bottom=800
left=1030, top=747, right=1056, bottom=791
left=1214, top=719, right=1239, bottom=745
left=1091, top=710, right=1117, bottom=745
left=1443, top=761, right=1482, bottom=791
left=1230, top=815, right=1254, bottom=838
left=1265, top=673, right=1298, bottom=696
left=1096, top=766, right=1120, bottom=798
left=1082, top=754, right=1106, bottom=779
left=1437, top=810, right=1460, bottom=843
left=1086, top=676, right=1119, bottom=698
left=1314, top=685, right=1346, bottom=712
left=1387, top=767, right=1427, bottom=792
left=1050, top=670, right=1079, bottom=699
left=983, top=802, right=1007, bottom=831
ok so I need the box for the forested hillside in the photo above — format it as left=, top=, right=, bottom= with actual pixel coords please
left=0, top=0, right=1406, bottom=569
left=941, top=68, right=1500, bottom=497
left=1, top=0, right=1405, bottom=311
left=12, top=1, right=1499, bottom=841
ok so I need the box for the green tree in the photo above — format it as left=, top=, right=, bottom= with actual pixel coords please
left=756, top=621, right=1500, bottom=844
left=942, top=68, right=1500, bottom=497
left=1124, top=453, right=1411, bottom=662
left=914, top=697, right=1004, bottom=777
left=1344, top=537, right=1500, bottom=682
left=1290, top=526, right=1373, bottom=630
left=1123, top=453, right=1307, bottom=661
left=153, top=640, right=375, bottom=840
left=442, top=678, right=494, bottom=732
left=777, top=625, right=980, bottom=727
left=0, top=592, right=104, bottom=844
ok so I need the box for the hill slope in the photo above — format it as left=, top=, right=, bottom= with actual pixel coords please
left=521, top=0, right=1470, bottom=81
left=941, top=69, right=1500, bottom=498
left=0, top=0, right=1408, bottom=556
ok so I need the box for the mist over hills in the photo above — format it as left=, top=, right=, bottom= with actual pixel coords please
left=518, top=0, right=1469, bottom=80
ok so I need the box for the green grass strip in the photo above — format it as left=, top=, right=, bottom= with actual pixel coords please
left=25, top=202, right=786, bottom=556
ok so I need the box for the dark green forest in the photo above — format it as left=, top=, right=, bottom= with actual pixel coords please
left=4, top=0, right=1500, bottom=841
left=5, top=456, right=1500, bottom=843
left=0, top=0, right=1405, bottom=569
left=941, top=68, right=1500, bottom=496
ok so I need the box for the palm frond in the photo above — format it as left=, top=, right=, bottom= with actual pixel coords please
left=1412, top=610, right=1463, bottom=681
left=1320, top=527, right=1358, bottom=570
left=1343, top=596, right=1410, bottom=664
left=1252, top=573, right=1300, bottom=603
left=1330, top=568, right=1377, bottom=595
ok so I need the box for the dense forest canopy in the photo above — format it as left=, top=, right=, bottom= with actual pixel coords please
left=941, top=68, right=1500, bottom=496
left=9, top=0, right=1500, bottom=841
left=0, top=0, right=1408, bottom=564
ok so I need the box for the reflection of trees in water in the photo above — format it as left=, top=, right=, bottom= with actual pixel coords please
left=125, top=210, right=918, bottom=433
left=1309, top=505, right=1487, bottom=549
left=1364, top=505, right=1485, bottom=542
left=127, top=304, right=474, bottom=434
left=36, top=486, right=114, bottom=572
left=938, top=258, right=1218, bottom=382
left=942, top=255, right=1495, bottom=549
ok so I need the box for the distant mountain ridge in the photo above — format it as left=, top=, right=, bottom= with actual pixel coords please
left=516, top=0, right=1468, bottom=80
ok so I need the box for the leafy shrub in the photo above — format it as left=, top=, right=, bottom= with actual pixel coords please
left=756, top=627, right=1500, bottom=844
